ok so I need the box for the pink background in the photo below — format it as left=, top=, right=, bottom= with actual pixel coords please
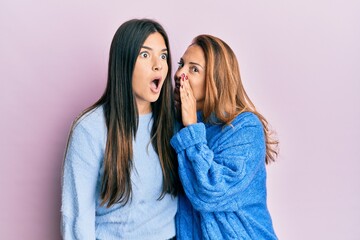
left=1, top=0, right=359, bottom=239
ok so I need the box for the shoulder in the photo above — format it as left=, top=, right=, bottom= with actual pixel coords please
left=74, top=106, right=105, bottom=131
left=231, top=112, right=262, bottom=128
left=66, top=106, right=106, bottom=163
left=217, top=112, right=265, bottom=146
left=71, top=106, right=107, bottom=141
left=76, top=105, right=105, bottom=126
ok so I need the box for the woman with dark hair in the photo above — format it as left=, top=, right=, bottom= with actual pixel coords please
left=172, top=34, right=279, bottom=239
left=61, top=19, right=178, bottom=239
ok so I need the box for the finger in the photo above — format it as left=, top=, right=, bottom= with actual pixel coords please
left=179, top=83, right=187, bottom=101
left=179, top=74, right=185, bottom=90
left=184, top=77, right=194, bottom=99
left=180, top=76, right=187, bottom=92
left=180, top=76, right=191, bottom=100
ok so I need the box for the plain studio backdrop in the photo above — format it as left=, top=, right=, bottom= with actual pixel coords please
left=1, top=0, right=359, bottom=239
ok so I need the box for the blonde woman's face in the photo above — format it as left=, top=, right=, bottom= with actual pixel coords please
left=174, top=44, right=206, bottom=111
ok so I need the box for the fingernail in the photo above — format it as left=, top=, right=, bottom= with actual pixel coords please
left=185, top=76, right=188, bottom=80
left=181, top=73, right=185, bottom=77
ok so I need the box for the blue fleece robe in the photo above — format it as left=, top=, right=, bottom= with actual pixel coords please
left=170, top=112, right=277, bottom=240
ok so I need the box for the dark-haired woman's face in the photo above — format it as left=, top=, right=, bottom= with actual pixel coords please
left=132, top=32, right=168, bottom=114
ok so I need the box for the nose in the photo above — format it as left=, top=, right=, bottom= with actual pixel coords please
left=175, top=68, right=186, bottom=79
left=152, top=58, right=163, bottom=71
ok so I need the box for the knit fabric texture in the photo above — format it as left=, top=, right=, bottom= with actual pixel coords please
left=61, top=106, right=177, bottom=240
left=171, top=112, right=277, bottom=240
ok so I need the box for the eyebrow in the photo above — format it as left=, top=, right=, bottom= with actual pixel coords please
left=181, top=58, right=204, bottom=69
left=141, top=46, right=168, bottom=52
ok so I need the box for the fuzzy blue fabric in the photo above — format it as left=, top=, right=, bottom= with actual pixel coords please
left=171, top=112, right=277, bottom=240
left=61, top=106, right=177, bottom=240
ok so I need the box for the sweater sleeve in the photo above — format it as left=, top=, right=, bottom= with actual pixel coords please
left=170, top=113, right=266, bottom=212
left=61, top=122, right=102, bottom=240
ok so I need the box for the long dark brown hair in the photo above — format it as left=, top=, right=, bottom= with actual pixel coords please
left=193, top=34, right=279, bottom=164
left=67, top=19, right=178, bottom=207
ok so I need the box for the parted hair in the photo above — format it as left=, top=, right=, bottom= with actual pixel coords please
left=192, top=34, right=278, bottom=163
left=66, top=19, right=178, bottom=207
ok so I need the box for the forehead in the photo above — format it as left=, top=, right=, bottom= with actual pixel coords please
left=183, top=44, right=205, bottom=64
left=142, top=32, right=166, bottom=48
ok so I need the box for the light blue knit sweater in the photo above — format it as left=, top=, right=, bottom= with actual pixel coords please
left=61, top=106, right=177, bottom=240
left=170, top=112, right=277, bottom=240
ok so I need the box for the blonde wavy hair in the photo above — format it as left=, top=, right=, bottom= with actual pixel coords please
left=192, top=34, right=278, bottom=163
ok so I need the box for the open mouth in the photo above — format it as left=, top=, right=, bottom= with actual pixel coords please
left=150, top=78, right=161, bottom=93
left=152, top=79, right=160, bottom=88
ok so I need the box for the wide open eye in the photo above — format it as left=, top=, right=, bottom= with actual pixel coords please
left=160, top=53, right=168, bottom=60
left=139, top=52, right=149, bottom=58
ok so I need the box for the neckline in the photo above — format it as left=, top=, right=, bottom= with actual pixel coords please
left=139, top=112, right=152, bottom=118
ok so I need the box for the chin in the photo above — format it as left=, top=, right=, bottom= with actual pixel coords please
left=149, top=95, right=161, bottom=103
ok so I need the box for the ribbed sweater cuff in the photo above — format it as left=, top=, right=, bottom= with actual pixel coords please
left=170, top=123, right=206, bottom=153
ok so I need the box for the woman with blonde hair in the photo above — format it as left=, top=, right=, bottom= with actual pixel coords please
left=172, top=34, right=278, bottom=239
